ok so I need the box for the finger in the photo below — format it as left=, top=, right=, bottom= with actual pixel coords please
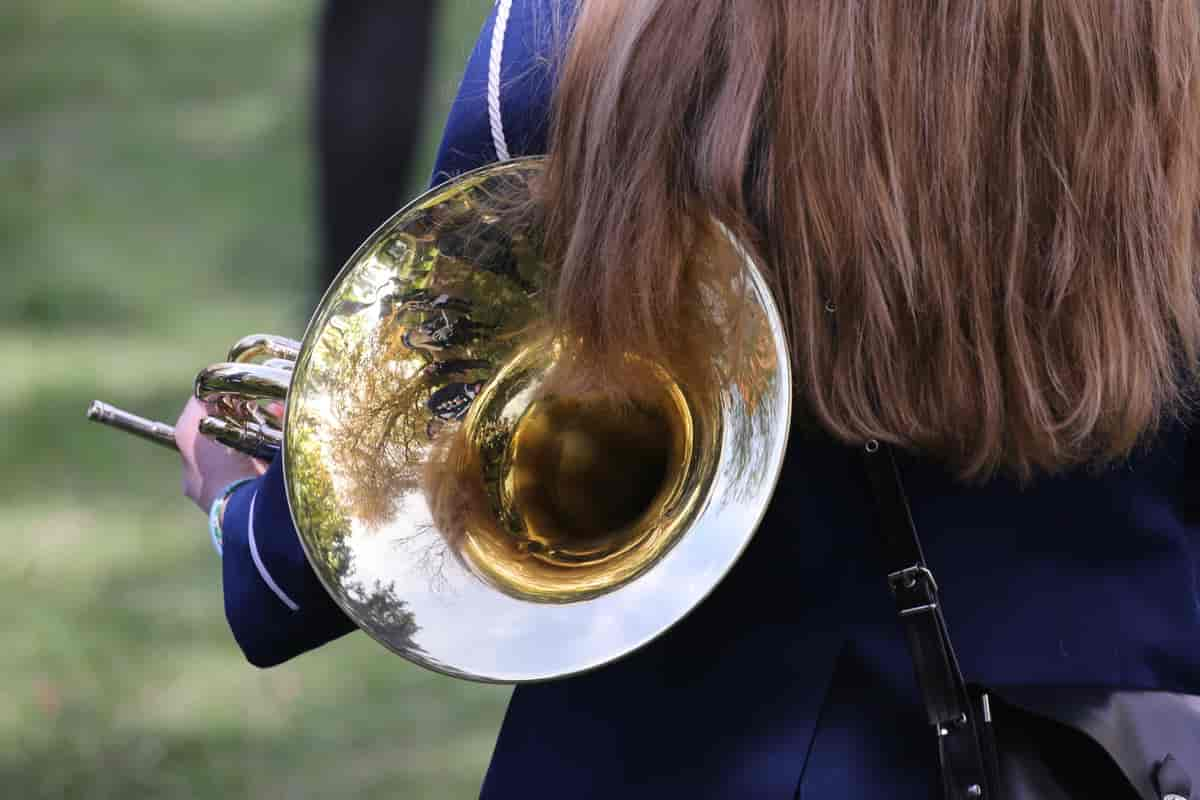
left=173, top=396, right=205, bottom=457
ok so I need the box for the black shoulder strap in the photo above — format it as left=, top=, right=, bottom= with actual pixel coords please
left=860, top=441, right=992, bottom=800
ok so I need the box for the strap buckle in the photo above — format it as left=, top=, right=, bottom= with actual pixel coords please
left=887, top=565, right=940, bottom=617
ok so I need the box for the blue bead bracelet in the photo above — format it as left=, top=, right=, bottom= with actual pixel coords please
left=208, top=477, right=256, bottom=557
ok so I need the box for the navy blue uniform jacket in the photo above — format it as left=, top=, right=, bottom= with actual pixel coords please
left=219, top=2, right=1200, bottom=796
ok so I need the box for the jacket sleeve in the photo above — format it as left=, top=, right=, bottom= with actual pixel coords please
left=220, top=457, right=356, bottom=667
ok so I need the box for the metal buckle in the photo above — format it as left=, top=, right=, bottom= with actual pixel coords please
left=887, top=565, right=938, bottom=593
left=935, top=713, right=969, bottom=737
left=888, top=565, right=940, bottom=617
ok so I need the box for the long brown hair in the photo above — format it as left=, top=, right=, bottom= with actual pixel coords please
left=538, top=0, right=1200, bottom=480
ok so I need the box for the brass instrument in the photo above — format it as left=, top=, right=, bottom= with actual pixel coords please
left=87, top=158, right=791, bottom=683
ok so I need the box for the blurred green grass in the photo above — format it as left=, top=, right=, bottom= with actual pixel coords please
left=0, top=1, right=508, bottom=797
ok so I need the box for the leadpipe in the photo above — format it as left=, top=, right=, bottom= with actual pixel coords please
left=86, top=400, right=178, bottom=451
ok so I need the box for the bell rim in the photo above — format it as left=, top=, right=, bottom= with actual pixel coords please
left=281, top=157, right=793, bottom=684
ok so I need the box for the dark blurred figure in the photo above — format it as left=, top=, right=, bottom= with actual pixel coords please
left=316, top=1, right=438, bottom=287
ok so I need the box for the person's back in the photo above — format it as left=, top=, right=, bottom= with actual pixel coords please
left=174, top=1, right=1200, bottom=797
left=481, top=430, right=1199, bottom=796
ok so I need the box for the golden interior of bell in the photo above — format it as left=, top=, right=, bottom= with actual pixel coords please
left=506, top=393, right=679, bottom=565
left=455, top=347, right=712, bottom=603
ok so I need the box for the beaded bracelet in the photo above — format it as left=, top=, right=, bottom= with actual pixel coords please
left=208, top=477, right=256, bottom=557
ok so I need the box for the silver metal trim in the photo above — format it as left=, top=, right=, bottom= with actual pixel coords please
left=898, top=603, right=939, bottom=617
left=888, top=565, right=939, bottom=594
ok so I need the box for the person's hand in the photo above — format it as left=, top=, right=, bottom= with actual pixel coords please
left=175, top=396, right=267, bottom=512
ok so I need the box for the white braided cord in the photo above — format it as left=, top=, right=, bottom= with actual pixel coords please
left=247, top=491, right=301, bottom=612
left=488, top=0, right=513, bottom=160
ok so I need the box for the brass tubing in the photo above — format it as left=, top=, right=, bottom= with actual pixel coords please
left=86, top=401, right=178, bottom=451
left=199, top=416, right=281, bottom=460
left=194, top=362, right=291, bottom=405
left=227, top=333, right=301, bottom=364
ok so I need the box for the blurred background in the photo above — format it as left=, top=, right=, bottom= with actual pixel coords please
left=1, top=1, right=508, bottom=797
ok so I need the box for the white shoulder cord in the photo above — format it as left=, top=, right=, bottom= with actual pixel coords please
left=247, top=492, right=301, bottom=612
left=488, top=0, right=513, bottom=160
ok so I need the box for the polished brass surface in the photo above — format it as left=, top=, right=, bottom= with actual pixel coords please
left=227, top=333, right=301, bottom=364
left=446, top=345, right=715, bottom=604
left=283, top=158, right=791, bottom=681
left=86, top=401, right=178, bottom=451
left=198, top=416, right=283, bottom=461
left=86, top=157, right=792, bottom=683
left=196, top=361, right=290, bottom=443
